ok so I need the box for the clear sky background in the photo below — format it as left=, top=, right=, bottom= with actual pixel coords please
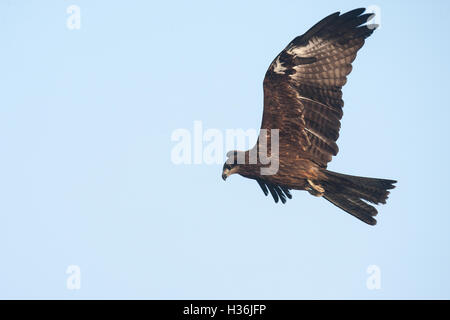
left=1, top=0, right=450, bottom=299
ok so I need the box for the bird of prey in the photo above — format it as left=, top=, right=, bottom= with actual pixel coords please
left=221, top=8, right=396, bottom=225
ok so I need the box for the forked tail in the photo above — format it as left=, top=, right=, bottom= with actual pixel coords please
left=321, top=170, right=397, bottom=225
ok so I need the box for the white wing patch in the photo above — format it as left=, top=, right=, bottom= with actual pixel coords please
left=286, top=37, right=320, bottom=57
left=286, top=36, right=326, bottom=57
left=273, top=56, right=287, bottom=74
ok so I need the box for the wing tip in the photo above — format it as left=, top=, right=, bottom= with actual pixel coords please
left=340, top=8, right=366, bottom=18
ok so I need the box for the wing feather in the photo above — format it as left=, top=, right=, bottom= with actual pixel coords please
left=260, top=8, right=377, bottom=168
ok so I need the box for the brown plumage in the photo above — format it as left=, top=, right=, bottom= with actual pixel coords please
left=221, top=8, right=396, bottom=225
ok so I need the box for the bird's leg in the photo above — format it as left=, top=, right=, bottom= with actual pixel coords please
left=307, top=179, right=324, bottom=197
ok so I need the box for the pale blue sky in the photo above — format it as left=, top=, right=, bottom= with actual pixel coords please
left=1, top=0, right=449, bottom=299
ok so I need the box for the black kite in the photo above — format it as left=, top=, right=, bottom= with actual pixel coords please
left=221, top=8, right=396, bottom=225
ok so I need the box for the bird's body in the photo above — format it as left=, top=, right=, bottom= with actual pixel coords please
left=222, top=8, right=396, bottom=225
left=234, top=151, right=321, bottom=188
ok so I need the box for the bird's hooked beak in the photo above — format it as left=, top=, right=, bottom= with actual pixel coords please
left=222, top=169, right=230, bottom=181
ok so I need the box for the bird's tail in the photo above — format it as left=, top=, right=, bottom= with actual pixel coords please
left=320, top=170, right=397, bottom=225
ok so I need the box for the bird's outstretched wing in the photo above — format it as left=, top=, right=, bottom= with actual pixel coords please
left=260, top=8, right=377, bottom=168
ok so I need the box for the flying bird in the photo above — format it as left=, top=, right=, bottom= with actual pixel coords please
left=221, top=8, right=396, bottom=225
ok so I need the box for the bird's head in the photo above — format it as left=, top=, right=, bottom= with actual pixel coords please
left=222, top=162, right=239, bottom=181
left=222, top=150, right=242, bottom=181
